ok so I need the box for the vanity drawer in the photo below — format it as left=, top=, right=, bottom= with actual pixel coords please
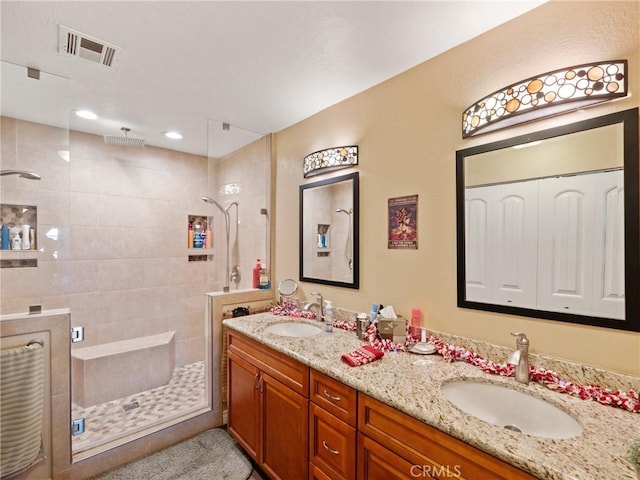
left=227, top=330, right=309, bottom=397
left=309, top=403, right=356, bottom=480
left=358, top=394, right=536, bottom=480
left=310, top=369, right=357, bottom=426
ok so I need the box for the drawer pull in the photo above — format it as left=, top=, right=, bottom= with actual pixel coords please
left=323, top=389, right=341, bottom=402
left=322, top=441, right=340, bottom=455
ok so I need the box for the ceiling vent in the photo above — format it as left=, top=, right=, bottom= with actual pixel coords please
left=58, top=25, right=120, bottom=67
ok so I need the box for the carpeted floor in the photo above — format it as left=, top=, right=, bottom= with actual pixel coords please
left=91, top=429, right=253, bottom=480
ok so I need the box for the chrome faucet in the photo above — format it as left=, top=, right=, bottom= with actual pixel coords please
left=507, top=332, right=530, bottom=384
left=303, top=292, right=324, bottom=320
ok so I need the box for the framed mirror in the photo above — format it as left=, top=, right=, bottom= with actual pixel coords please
left=300, top=172, right=359, bottom=289
left=456, top=108, right=639, bottom=332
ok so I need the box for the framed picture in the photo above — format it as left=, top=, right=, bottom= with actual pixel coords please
left=388, top=195, right=418, bottom=249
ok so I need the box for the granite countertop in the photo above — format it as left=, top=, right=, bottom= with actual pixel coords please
left=223, top=313, right=638, bottom=480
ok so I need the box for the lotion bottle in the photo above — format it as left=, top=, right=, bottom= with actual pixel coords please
left=324, top=300, right=334, bottom=333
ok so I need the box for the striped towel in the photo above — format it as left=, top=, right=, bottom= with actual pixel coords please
left=1, top=343, right=45, bottom=479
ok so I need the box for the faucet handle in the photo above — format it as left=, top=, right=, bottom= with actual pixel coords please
left=510, top=332, right=529, bottom=345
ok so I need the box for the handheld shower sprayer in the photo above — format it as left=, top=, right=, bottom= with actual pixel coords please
left=335, top=208, right=354, bottom=270
left=202, top=196, right=239, bottom=292
left=0, top=170, right=41, bottom=180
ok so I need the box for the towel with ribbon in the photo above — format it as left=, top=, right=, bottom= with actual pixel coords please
left=341, top=345, right=384, bottom=367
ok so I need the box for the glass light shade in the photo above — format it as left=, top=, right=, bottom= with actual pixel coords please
left=303, top=145, right=358, bottom=178
left=462, top=60, right=627, bottom=138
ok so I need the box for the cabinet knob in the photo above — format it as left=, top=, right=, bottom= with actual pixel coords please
left=323, top=389, right=341, bottom=402
left=322, top=441, right=340, bottom=455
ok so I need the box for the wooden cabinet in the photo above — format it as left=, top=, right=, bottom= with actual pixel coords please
left=227, top=330, right=537, bottom=480
left=227, top=331, right=309, bottom=480
left=358, top=393, right=537, bottom=480
left=309, top=370, right=357, bottom=480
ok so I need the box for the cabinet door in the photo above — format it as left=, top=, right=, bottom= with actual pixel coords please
left=261, top=372, right=309, bottom=480
left=309, top=462, right=334, bottom=480
left=309, top=403, right=356, bottom=480
left=227, top=350, right=261, bottom=463
left=358, top=433, right=436, bottom=480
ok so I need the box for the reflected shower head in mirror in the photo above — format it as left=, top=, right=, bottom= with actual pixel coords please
left=336, top=208, right=352, bottom=215
left=0, top=170, right=41, bottom=180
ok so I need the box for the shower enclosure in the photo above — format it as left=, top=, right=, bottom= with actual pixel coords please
left=1, top=59, right=272, bottom=468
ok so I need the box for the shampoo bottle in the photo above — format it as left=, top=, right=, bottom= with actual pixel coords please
left=252, top=259, right=261, bottom=289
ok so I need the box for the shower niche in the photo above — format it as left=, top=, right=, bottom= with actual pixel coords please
left=0, top=203, right=38, bottom=268
left=187, top=214, right=213, bottom=262
left=316, top=224, right=330, bottom=257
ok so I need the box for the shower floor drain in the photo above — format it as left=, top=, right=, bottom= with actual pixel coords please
left=123, top=401, right=140, bottom=412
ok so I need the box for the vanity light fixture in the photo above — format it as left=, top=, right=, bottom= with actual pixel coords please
left=163, top=131, right=183, bottom=140
left=462, top=60, right=627, bottom=138
left=75, top=109, right=98, bottom=120
left=303, top=145, right=358, bottom=178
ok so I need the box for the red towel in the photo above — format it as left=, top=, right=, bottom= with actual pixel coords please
left=341, top=345, right=384, bottom=367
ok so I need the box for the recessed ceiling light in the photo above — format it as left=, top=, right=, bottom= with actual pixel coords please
left=163, top=131, right=183, bottom=140
left=75, top=110, right=98, bottom=120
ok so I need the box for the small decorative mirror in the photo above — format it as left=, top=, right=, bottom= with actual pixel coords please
left=300, top=172, right=359, bottom=289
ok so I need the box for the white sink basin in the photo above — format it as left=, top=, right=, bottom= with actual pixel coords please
left=441, top=380, right=582, bottom=439
left=263, top=322, right=322, bottom=337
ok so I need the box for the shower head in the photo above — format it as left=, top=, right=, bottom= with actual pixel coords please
left=336, top=208, right=352, bottom=215
left=0, top=170, right=41, bottom=180
left=202, top=196, right=238, bottom=213
left=103, top=127, right=145, bottom=147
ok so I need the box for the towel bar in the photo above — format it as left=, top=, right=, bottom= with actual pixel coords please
left=27, top=338, right=44, bottom=348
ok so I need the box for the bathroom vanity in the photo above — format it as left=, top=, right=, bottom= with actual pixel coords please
left=223, top=313, right=638, bottom=480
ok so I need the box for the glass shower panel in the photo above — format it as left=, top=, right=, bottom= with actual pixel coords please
left=0, top=61, right=71, bottom=312
left=206, top=119, right=271, bottom=293
left=67, top=120, right=211, bottom=457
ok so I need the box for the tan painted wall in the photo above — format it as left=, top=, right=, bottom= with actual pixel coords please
left=274, top=1, right=640, bottom=376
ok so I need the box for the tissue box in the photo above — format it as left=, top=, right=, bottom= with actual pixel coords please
left=377, top=317, right=406, bottom=343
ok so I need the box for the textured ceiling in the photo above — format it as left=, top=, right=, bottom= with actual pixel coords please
left=1, top=1, right=545, bottom=157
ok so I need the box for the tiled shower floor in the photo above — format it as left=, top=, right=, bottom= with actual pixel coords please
left=72, top=362, right=206, bottom=453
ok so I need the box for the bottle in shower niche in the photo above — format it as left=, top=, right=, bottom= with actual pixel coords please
left=324, top=300, right=334, bottom=333
left=188, top=222, right=194, bottom=248
left=252, top=258, right=261, bottom=289
left=258, top=262, right=270, bottom=289
left=11, top=231, right=21, bottom=250
left=205, top=220, right=212, bottom=249
left=193, top=223, right=203, bottom=248
left=21, top=225, right=31, bottom=250
left=0, top=224, right=9, bottom=250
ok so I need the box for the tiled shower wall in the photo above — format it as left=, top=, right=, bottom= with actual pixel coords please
left=1, top=116, right=271, bottom=369
left=209, top=135, right=272, bottom=290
